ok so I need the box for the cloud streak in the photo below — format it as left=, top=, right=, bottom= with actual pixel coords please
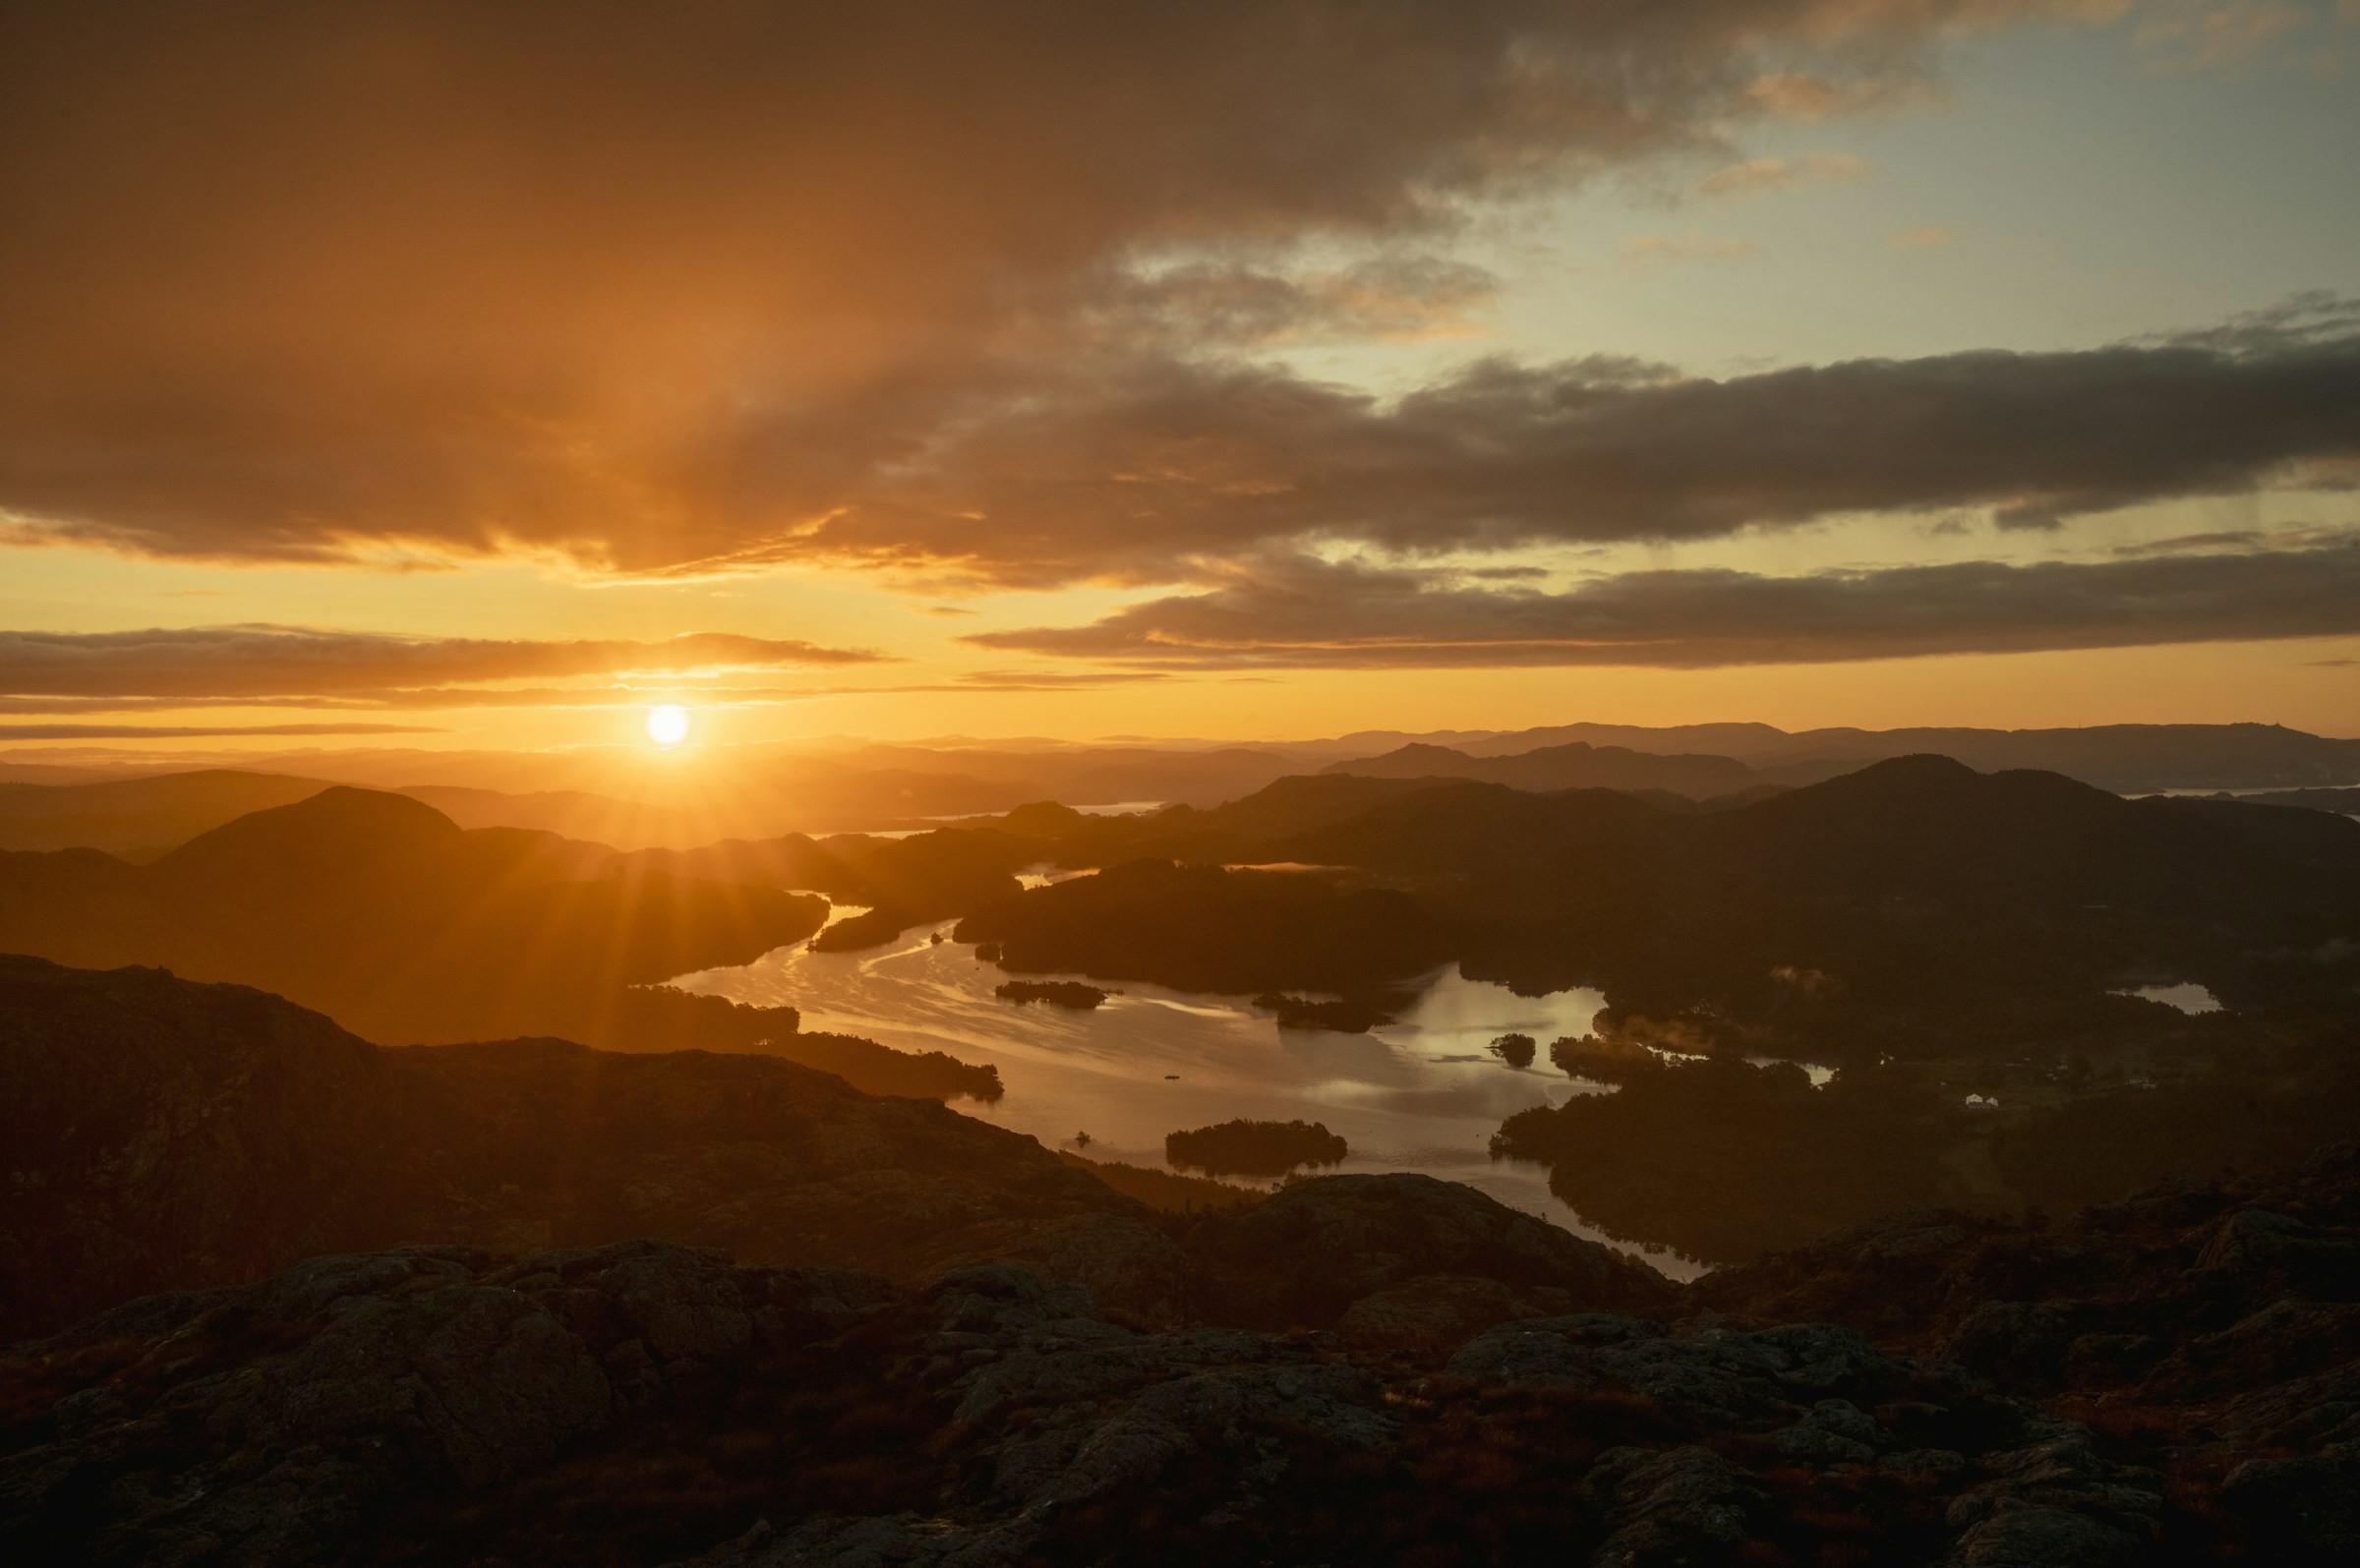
left=1695, top=150, right=1870, bottom=197
left=965, top=540, right=2360, bottom=668
left=0, top=723, right=445, bottom=740
left=0, top=626, right=887, bottom=706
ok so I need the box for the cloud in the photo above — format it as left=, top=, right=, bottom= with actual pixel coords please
left=2109, top=530, right=2269, bottom=555
left=1621, top=233, right=1766, bottom=267
left=1695, top=150, right=1870, bottom=197
left=964, top=540, right=2360, bottom=668
left=2135, top=1, right=2316, bottom=70
left=955, top=669, right=1175, bottom=689
left=726, top=319, right=2360, bottom=582
left=0, top=626, right=887, bottom=706
left=1113, top=257, right=1499, bottom=346
left=2153, top=289, right=2360, bottom=355
left=0, top=0, right=2129, bottom=580
left=1887, top=223, right=1959, bottom=249
left=0, top=723, right=444, bottom=739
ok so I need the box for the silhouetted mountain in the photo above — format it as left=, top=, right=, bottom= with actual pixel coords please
left=954, top=857, right=1450, bottom=995
left=977, top=773, right=1437, bottom=868
left=972, top=757, right=2360, bottom=1059
left=0, top=787, right=827, bottom=1046
left=1764, top=721, right=2360, bottom=790
left=309, top=742, right=1299, bottom=843
left=1378, top=719, right=2360, bottom=791
left=1324, top=738, right=1762, bottom=796
left=2212, top=784, right=2360, bottom=815
left=0, top=956, right=1098, bottom=1342
left=831, top=741, right=1299, bottom=807
left=0, top=768, right=332, bottom=856
left=630, top=824, right=1031, bottom=922
left=1496, top=1055, right=1964, bottom=1264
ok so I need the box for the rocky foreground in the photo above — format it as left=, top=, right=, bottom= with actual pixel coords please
left=6, top=958, right=2360, bottom=1563
left=9, top=1158, right=2358, bottom=1563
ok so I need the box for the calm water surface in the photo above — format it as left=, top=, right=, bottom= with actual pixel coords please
left=673, top=930, right=1708, bottom=1278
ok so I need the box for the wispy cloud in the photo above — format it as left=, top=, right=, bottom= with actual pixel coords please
left=1696, top=150, right=1870, bottom=198
left=955, top=668, right=1173, bottom=689
left=0, top=723, right=445, bottom=740
left=1622, top=233, right=1765, bottom=268
left=1887, top=223, right=1959, bottom=249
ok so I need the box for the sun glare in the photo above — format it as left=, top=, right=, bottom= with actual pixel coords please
left=645, top=704, right=690, bottom=747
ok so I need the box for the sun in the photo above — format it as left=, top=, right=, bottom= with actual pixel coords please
left=645, top=704, right=690, bottom=747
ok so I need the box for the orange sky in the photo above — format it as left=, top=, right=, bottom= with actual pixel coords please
left=3, top=2, right=2358, bottom=754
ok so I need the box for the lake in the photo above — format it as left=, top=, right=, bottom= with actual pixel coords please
left=672, top=929, right=1710, bottom=1279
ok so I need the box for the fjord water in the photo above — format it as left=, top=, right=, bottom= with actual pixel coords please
left=674, top=932, right=1706, bottom=1278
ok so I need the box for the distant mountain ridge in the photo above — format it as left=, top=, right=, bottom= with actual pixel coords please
left=0, top=768, right=332, bottom=856
left=1322, top=739, right=1765, bottom=797
left=7, top=723, right=2356, bottom=864
left=1325, top=721, right=2360, bottom=792
left=0, top=786, right=825, bottom=1047
left=966, top=755, right=2360, bottom=1052
left=0, top=783, right=1057, bottom=1055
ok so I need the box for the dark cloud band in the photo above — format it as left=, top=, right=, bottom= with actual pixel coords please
left=0, top=723, right=444, bottom=740
left=788, top=322, right=2360, bottom=582
left=0, top=627, right=886, bottom=703
left=964, top=540, right=2360, bottom=668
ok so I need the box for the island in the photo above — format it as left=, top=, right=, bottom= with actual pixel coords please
left=1254, top=992, right=1394, bottom=1032
left=1165, top=1118, right=1350, bottom=1178
left=994, top=979, right=1110, bottom=1010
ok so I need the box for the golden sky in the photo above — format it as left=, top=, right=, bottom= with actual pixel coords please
left=3, top=1, right=2358, bottom=752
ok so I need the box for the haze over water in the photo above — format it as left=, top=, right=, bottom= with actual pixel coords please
left=675, top=935, right=1709, bottom=1279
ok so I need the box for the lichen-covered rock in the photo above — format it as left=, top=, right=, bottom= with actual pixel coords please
left=1447, top=1316, right=1920, bottom=1428
left=1586, top=1444, right=1766, bottom=1566
left=987, top=1210, right=1188, bottom=1327
left=1184, top=1172, right=1676, bottom=1330
left=1336, top=1271, right=1582, bottom=1358
left=0, top=1242, right=915, bottom=1566
left=0, top=1241, right=2191, bottom=1568
left=2219, top=1442, right=2360, bottom=1564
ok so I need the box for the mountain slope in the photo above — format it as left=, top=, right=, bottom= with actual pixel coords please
left=0, top=788, right=828, bottom=1045
left=1324, top=739, right=1762, bottom=797
left=0, top=768, right=333, bottom=856
left=970, top=757, right=2360, bottom=1048
left=0, top=956, right=1120, bottom=1341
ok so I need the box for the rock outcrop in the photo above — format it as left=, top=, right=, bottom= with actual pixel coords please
left=1184, top=1172, right=1677, bottom=1331
left=1700, top=1140, right=2360, bottom=1562
left=3, top=1237, right=2175, bottom=1567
